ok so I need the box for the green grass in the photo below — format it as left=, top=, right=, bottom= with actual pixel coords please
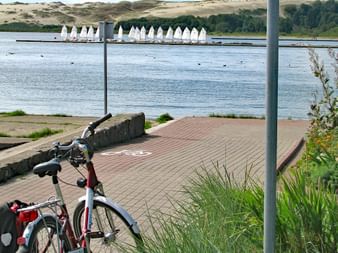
left=50, top=113, right=71, bottom=117
left=0, top=132, right=10, bottom=137
left=135, top=165, right=337, bottom=253
left=0, top=110, right=26, bottom=116
left=156, top=113, right=174, bottom=124
left=144, top=120, right=152, bottom=130
left=209, top=113, right=265, bottom=119
left=22, top=128, right=63, bottom=140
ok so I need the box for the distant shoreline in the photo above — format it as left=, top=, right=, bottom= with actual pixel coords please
left=211, top=37, right=338, bottom=42
left=15, top=39, right=338, bottom=49
left=1, top=30, right=336, bottom=41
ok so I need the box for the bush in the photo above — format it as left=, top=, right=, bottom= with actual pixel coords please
left=305, top=48, right=338, bottom=191
left=156, top=113, right=174, bottom=124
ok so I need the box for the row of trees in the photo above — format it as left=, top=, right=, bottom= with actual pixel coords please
left=117, top=1, right=337, bottom=36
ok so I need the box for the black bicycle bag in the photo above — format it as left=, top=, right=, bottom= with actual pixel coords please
left=0, top=202, right=18, bottom=253
left=0, top=200, right=29, bottom=253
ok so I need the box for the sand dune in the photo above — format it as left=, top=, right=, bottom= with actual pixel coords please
left=0, top=0, right=317, bottom=26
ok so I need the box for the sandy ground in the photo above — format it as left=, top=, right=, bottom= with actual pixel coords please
left=0, top=114, right=95, bottom=137
left=0, top=0, right=317, bottom=26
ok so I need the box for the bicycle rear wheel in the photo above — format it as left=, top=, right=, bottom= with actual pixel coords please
left=73, top=200, right=143, bottom=252
left=18, top=215, right=72, bottom=253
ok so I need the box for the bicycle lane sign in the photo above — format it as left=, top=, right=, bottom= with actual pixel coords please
left=101, top=150, right=152, bottom=157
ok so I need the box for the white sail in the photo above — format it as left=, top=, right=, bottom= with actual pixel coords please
left=87, top=26, right=94, bottom=41
left=128, top=26, right=135, bottom=42
left=60, top=25, right=68, bottom=41
left=173, top=26, right=182, bottom=42
left=148, top=26, right=155, bottom=41
left=182, top=27, right=191, bottom=43
left=140, top=26, right=146, bottom=41
left=191, top=27, right=199, bottom=43
left=156, top=26, right=163, bottom=42
left=118, top=26, right=123, bottom=42
left=79, top=26, right=87, bottom=41
left=70, top=25, right=78, bottom=41
left=198, top=27, right=207, bottom=44
left=165, top=26, right=173, bottom=42
left=134, top=27, right=141, bottom=41
left=95, top=26, right=100, bottom=41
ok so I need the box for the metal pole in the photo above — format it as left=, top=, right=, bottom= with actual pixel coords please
left=103, top=21, right=108, bottom=114
left=264, top=0, right=279, bottom=252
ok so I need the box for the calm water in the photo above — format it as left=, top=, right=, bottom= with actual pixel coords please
left=0, top=32, right=334, bottom=119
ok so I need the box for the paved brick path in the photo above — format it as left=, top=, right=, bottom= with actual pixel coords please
left=0, top=117, right=308, bottom=233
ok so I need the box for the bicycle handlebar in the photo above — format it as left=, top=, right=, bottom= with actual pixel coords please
left=81, top=113, right=112, bottom=138
left=89, top=113, right=112, bottom=130
left=54, top=113, right=112, bottom=153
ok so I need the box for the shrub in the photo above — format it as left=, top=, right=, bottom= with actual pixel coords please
left=308, top=48, right=337, bottom=132
left=156, top=113, right=174, bottom=124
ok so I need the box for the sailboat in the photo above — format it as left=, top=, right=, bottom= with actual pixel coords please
left=198, top=27, right=207, bottom=44
left=128, top=26, right=135, bottom=42
left=87, top=26, right=94, bottom=41
left=140, top=26, right=147, bottom=41
left=182, top=27, right=191, bottom=43
left=95, top=26, right=100, bottom=41
left=117, top=26, right=123, bottom=42
left=165, top=27, right=173, bottom=42
left=134, top=27, right=141, bottom=41
left=156, top=26, right=163, bottom=42
left=79, top=26, right=87, bottom=41
left=60, top=25, right=68, bottom=41
left=148, top=26, right=155, bottom=42
left=70, top=25, right=78, bottom=41
left=174, top=26, right=182, bottom=42
left=190, top=27, right=199, bottom=43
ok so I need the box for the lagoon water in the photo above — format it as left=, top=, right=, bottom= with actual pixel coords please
left=0, top=32, right=335, bottom=119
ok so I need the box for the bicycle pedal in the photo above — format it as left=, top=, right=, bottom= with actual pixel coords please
left=88, top=231, right=104, bottom=238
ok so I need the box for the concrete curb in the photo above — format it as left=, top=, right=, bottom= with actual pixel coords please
left=277, top=137, right=305, bottom=173
left=0, top=113, right=145, bottom=183
left=145, top=118, right=180, bottom=134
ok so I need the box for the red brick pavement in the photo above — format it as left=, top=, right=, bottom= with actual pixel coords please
left=0, top=117, right=308, bottom=233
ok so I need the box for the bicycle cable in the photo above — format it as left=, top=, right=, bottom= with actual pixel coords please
left=58, top=163, right=87, bottom=188
left=57, top=176, right=78, bottom=188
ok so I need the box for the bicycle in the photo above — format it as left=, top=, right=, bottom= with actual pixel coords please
left=17, top=113, right=143, bottom=253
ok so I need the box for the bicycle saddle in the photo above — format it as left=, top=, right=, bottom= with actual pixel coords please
left=33, top=159, right=61, bottom=177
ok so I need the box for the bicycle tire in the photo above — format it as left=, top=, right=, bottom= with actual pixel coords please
left=17, top=215, right=72, bottom=253
left=73, top=200, right=143, bottom=252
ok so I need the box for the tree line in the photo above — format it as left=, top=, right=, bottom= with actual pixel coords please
left=117, top=0, right=337, bottom=36
left=0, top=0, right=336, bottom=36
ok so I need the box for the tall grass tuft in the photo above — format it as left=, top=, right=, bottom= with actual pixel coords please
left=0, top=132, right=10, bottom=137
left=134, top=164, right=337, bottom=253
left=23, top=128, right=63, bottom=140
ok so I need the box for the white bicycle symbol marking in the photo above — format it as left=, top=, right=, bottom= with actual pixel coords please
left=101, top=150, right=152, bottom=157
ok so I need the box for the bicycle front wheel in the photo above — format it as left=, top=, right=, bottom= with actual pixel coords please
left=73, top=200, right=143, bottom=252
left=18, top=215, right=72, bottom=253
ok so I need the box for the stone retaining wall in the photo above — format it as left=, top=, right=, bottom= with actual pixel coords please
left=0, top=113, right=145, bottom=183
